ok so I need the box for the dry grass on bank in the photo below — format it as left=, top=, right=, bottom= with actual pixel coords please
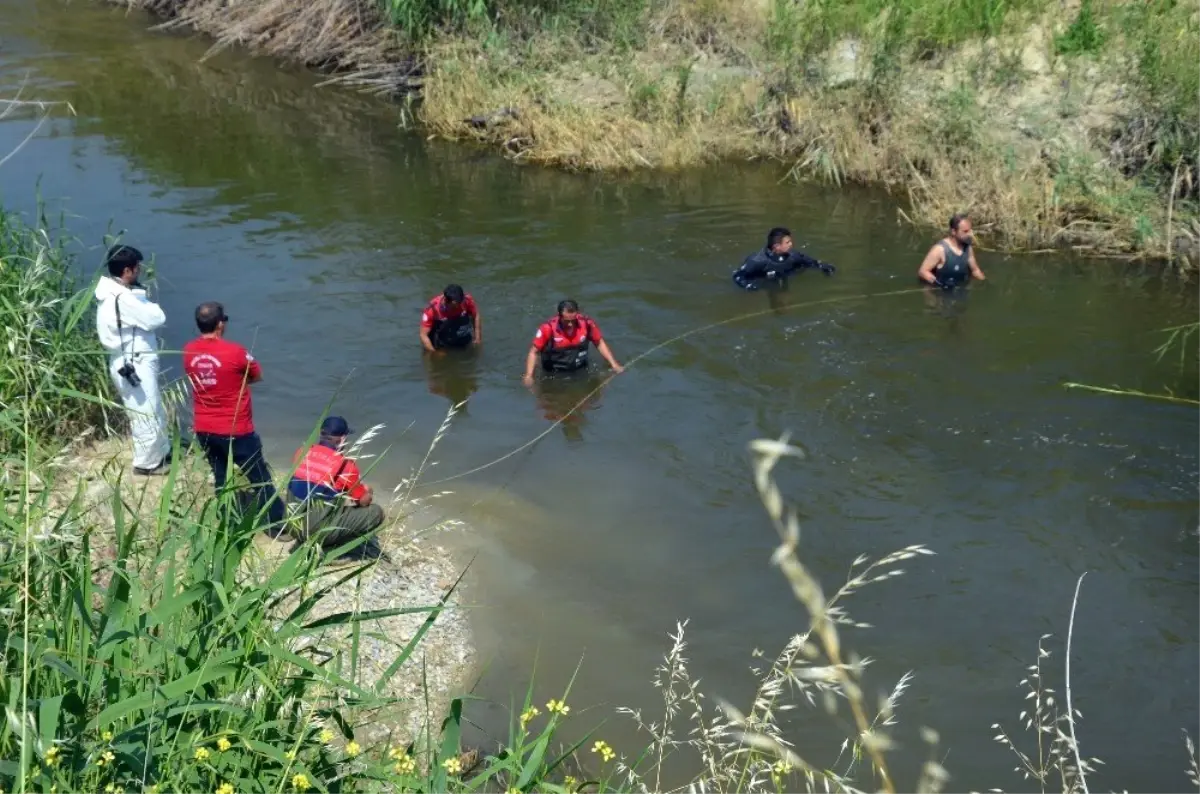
left=110, top=0, right=417, bottom=89
left=106, top=0, right=1199, bottom=261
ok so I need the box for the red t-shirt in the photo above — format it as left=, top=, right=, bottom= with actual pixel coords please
left=183, top=336, right=262, bottom=436
left=532, top=316, right=603, bottom=351
left=420, top=295, right=478, bottom=330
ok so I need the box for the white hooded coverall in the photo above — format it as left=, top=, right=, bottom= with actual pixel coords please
left=94, top=276, right=171, bottom=469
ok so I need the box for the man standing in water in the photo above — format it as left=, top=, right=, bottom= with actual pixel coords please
left=420, top=284, right=482, bottom=352
left=918, top=213, right=987, bottom=289
left=732, top=227, right=836, bottom=290
left=522, top=299, right=624, bottom=386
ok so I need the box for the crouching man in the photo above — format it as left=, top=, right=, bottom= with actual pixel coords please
left=287, top=416, right=385, bottom=558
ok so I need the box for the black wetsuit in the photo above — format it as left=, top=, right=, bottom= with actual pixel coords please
left=732, top=247, right=836, bottom=290
left=933, top=240, right=973, bottom=289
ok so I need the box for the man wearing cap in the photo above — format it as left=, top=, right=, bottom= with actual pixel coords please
left=287, top=416, right=385, bottom=556
left=183, top=301, right=285, bottom=531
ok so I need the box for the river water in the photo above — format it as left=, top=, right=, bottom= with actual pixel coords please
left=2, top=1, right=1198, bottom=789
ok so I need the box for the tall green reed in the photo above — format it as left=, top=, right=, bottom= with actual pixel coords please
left=0, top=205, right=118, bottom=455
left=0, top=426, right=466, bottom=793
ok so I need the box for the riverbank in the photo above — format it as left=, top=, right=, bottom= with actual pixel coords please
left=104, top=0, right=1198, bottom=265
left=0, top=203, right=477, bottom=791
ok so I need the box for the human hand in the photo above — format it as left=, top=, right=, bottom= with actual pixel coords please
left=819, top=263, right=837, bottom=275
left=522, top=374, right=534, bottom=388
left=612, top=363, right=625, bottom=374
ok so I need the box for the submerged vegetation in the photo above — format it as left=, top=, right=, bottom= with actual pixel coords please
left=112, top=0, right=1200, bottom=264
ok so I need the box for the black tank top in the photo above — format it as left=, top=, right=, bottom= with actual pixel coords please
left=937, top=240, right=971, bottom=284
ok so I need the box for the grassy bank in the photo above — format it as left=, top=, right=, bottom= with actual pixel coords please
left=109, top=0, right=1198, bottom=264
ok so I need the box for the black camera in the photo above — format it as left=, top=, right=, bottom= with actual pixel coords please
left=117, top=360, right=141, bottom=388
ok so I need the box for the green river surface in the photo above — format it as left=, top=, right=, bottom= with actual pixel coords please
left=2, top=1, right=1198, bottom=789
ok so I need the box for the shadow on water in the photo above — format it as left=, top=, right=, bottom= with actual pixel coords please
left=1, top=2, right=1198, bottom=791
left=423, top=349, right=482, bottom=414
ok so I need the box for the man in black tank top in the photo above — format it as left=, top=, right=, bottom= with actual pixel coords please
left=917, top=213, right=987, bottom=290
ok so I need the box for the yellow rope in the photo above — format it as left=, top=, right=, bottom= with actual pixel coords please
left=1062, top=382, right=1200, bottom=406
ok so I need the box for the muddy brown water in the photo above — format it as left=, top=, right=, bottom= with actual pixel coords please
left=2, top=1, right=1198, bottom=789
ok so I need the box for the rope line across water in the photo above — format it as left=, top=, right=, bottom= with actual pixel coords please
left=418, top=285, right=927, bottom=489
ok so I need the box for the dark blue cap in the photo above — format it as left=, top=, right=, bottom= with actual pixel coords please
left=320, top=416, right=352, bottom=436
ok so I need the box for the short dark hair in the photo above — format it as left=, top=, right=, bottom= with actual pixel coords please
left=557, top=299, right=580, bottom=315
left=950, top=213, right=970, bottom=231
left=194, top=301, right=227, bottom=334
left=766, top=227, right=792, bottom=249
left=105, top=245, right=143, bottom=278
left=443, top=284, right=465, bottom=303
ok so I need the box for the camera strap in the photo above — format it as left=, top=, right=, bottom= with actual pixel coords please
left=114, top=290, right=135, bottom=366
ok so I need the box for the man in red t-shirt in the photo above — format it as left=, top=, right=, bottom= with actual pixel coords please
left=183, top=301, right=285, bottom=532
left=419, top=284, right=481, bottom=352
left=522, top=299, right=624, bottom=387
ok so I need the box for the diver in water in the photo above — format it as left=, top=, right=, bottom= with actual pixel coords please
left=732, top=227, right=836, bottom=290
left=522, top=299, right=623, bottom=387
left=917, top=213, right=987, bottom=290
left=420, top=284, right=482, bottom=352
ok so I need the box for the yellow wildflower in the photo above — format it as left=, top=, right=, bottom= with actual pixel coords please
left=195, top=747, right=211, bottom=762
left=104, top=785, right=116, bottom=794
left=591, top=740, right=615, bottom=763
left=101, top=731, right=114, bottom=742
left=96, top=750, right=115, bottom=767
left=387, top=747, right=405, bottom=761
left=217, top=737, right=232, bottom=752
left=546, top=698, right=569, bottom=716
left=507, top=788, right=521, bottom=794
left=291, top=773, right=310, bottom=792
left=772, top=760, right=794, bottom=776
left=442, top=757, right=462, bottom=775
left=345, top=740, right=361, bottom=758
left=393, top=755, right=417, bottom=775
left=44, top=746, right=61, bottom=767
left=285, top=751, right=296, bottom=762
left=519, top=706, right=539, bottom=725
left=217, top=783, right=235, bottom=794
left=565, top=775, right=578, bottom=790
left=147, top=785, right=160, bottom=794
left=319, top=729, right=334, bottom=744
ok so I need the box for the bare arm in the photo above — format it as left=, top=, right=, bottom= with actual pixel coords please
left=968, top=247, right=986, bottom=281
left=419, top=327, right=435, bottom=353
left=523, top=346, right=539, bottom=386
left=596, top=339, right=624, bottom=373
left=917, top=245, right=945, bottom=284
left=473, top=310, right=483, bottom=345
left=356, top=484, right=374, bottom=507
